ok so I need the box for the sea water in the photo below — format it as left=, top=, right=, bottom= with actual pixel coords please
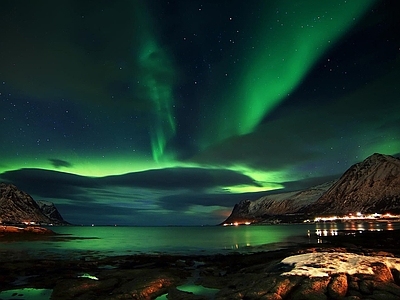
left=0, top=222, right=398, bottom=300
left=0, top=221, right=398, bottom=260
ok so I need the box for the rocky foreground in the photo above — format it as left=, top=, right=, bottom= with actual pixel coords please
left=1, top=230, right=400, bottom=299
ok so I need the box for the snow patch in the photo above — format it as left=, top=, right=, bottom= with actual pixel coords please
left=281, top=252, right=400, bottom=277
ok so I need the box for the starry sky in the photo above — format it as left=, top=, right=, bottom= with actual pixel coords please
left=1, top=0, right=399, bottom=225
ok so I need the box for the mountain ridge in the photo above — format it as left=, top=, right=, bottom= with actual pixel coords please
left=303, top=153, right=400, bottom=215
left=0, top=183, right=68, bottom=225
left=223, top=153, right=400, bottom=224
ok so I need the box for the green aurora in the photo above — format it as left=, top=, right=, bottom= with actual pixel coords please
left=135, top=4, right=177, bottom=163
left=197, top=0, right=377, bottom=149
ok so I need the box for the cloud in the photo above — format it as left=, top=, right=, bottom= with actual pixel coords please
left=0, top=166, right=271, bottom=225
left=0, top=163, right=349, bottom=226
left=102, top=167, right=259, bottom=190
left=0, top=166, right=259, bottom=202
left=156, top=191, right=267, bottom=212
left=0, top=166, right=339, bottom=206
left=49, top=158, right=73, bottom=169
left=190, top=108, right=330, bottom=171
left=0, top=168, right=98, bottom=200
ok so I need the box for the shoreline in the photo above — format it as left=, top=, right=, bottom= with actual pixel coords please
left=0, top=225, right=56, bottom=237
left=0, top=230, right=400, bottom=299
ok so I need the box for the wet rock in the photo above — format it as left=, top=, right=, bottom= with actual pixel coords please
left=258, top=292, right=282, bottom=300
left=213, top=274, right=303, bottom=300
left=51, top=278, right=118, bottom=300
left=359, top=279, right=374, bottom=295
left=2, top=246, right=400, bottom=300
left=199, top=266, right=220, bottom=277
left=370, top=290, right=400, bottom=300
left=327, top=273, right=348, bottom=299
left=197, top=275, right=231, bottom=290
left=243, top=276, right=279, bottom=299
left=346, top=290, right=363, bottom=298
left=391, top=268, right=400, bottom=285
left=347, top=275, right=360, bottom=291
left=370, top=251, right=395, bottom=258
left=214, top=291, right=244, bottom=300
left=272, top=276, right=303, bottom=298
left=373, top=281, right=400, bottom=297
left=111, top=271, right=176, bottom=299
left=290, top=276, right=330, bottom=300
left=371, top=262, right=394, bottom=282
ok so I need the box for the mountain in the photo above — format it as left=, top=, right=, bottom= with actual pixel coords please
left=223, top=153, right=400, bottom=224
left=0, top=183, right=68, bottom=225
left=222, top=181, right=333, bottom=224
left=36, top=200, right=67, bottom=224
left=304, top=153, right=400, bottom=215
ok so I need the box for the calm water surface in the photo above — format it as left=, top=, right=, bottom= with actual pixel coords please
left=0, top=222, right=398, bottom=259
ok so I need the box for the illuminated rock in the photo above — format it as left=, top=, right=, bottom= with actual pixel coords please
left=290, top=277, right=330, bottom=300
left=327, top=274, right=348, bottom=299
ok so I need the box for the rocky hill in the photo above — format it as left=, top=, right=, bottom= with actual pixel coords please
left=0, top=183, right=68, bottom=225
left=223, top=153, right=400, bottom=224
left=222, top=181, right=333, bottom=224
left=37, top=200, right=67, bottom=224
left=304, top=153, right=400, bottom=215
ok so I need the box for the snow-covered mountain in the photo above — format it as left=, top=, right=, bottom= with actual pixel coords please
left=223, top=153, right=400, bottom=224
left=223, top=181, right=333, bottom=224
left=0, top=183, right=68, bottom=225
left=305, top=153, right=400, bottom=214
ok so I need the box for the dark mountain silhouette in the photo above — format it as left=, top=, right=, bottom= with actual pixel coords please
left=0, top=183, right=68, bottom=225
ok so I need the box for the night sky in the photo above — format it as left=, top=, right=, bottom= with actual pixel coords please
left=1, top=0, right=399, bottom=225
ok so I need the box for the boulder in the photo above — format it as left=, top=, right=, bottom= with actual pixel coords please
left=290, top=277, right=330, bottom=300
left=371, top=262, right=394, bottom=282
left=51, top=278, right=118, bottom=300
left=258, top=293, right=282, bottom=300
left=327, top=273, right=348, bottom=299
left=373, top=281, right=400, bottom=297
left=359, top=279, right=374, bottom=295
left=111, top=271, right=176, bottom=299
left=271, top=276, right=303, bottom=298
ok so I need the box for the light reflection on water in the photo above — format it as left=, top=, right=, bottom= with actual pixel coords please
left=0, top=222, right=399, bottom=259
left=312, top=221, right=397, bottom=243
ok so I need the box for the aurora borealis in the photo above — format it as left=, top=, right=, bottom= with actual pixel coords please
left=1, top=0, right=399, bottom=225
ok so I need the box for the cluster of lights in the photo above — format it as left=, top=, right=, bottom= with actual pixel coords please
left=0, top=220, right=55, bottom=226
left=223, top=221, right=252, bottom=226
left=23, top=221, right=37, bottom=225
left=312, top=212, right=400, bottom=223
